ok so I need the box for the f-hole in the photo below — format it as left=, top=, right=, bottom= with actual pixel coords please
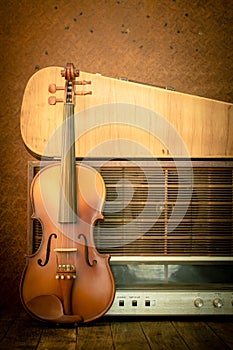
left=37, top=233, right=57, bottom=267
left=78, top=233, right=97, bottom=267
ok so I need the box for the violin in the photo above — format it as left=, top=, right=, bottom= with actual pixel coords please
left=20, top=63, right=115, bottom=324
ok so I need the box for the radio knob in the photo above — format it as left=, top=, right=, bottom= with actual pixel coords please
left=213, top=298, right=223, bottom=308
left=194, top=297, right=204, bottom=308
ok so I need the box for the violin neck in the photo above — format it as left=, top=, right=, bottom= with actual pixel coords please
left=58, top=103, right=77, bottom=223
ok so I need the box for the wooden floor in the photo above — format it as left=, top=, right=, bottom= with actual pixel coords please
left=0, top=306, right=233, bottom=350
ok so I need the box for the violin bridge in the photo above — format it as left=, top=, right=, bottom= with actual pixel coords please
left=54, top=248, right=78, bottom=252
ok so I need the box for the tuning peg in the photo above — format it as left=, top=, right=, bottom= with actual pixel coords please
left=74, top=80, right=92, bottom=85
left=48, top=96, right=64, bottom=105
left=75, top=91, right=92, bottom=96
left=48, top=84, right=65, bottom=93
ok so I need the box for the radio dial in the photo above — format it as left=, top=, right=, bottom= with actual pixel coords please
left=213, top=298, right=223, bottom=308
left=194, top=297, right=204, bottom=308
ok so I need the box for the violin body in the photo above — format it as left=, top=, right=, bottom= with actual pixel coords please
left=20, top=162, right=115, bottom=323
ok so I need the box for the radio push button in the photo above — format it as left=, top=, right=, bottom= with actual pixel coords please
left=119, top=300, right=125, bottom=307
left=213, top=298, right=223, bottom=308
left=194, top=297, right=204, bottom=308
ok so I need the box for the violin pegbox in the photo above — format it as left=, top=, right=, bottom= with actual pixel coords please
left=48, top=63, right=92, bottom=105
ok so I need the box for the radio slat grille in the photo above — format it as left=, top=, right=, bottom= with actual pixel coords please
left=31, top=161, right=233, bottom=257
left=94, top=164, right=233, bottom=256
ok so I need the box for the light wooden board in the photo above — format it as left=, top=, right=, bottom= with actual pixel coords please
left=21, top=66, right=233, bottom=158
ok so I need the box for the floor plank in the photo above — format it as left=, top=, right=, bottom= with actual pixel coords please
left=77, top=323, right=113, bottom=350
left=0, top=308, right=18, bottom=342
left=0, top=308, right=233, bottom=350
left=173, top=321, right=230, bottom=350
left=111, top=321, right=151, bottom=350
left=207, top=320, right=233, bottom=350
left=37, top=327, right=77, bottom=350
left=0, top=315, right=42, bottom=350
left=141, top=321, right=189, bottom=350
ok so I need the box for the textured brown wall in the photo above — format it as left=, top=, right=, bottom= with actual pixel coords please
left=0, top=0, right=232, bottom=308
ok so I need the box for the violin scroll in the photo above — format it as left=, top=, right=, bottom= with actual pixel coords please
left=61, top=63, right=79, bottom=81
left=48, top=63, right=92, bottom=105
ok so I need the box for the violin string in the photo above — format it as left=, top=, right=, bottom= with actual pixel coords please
left=58, top=82, right=77, bottom=270
left=62, top=107, right=66, bottom=264
left=73, top=110, right=76, bottom=252
left=67, top=108, right=70, bottom=266
left=73, top=103, right=78, bottom=269
left=69, top=106, right=72, bottom=254
left=63, top=105, right=68, bottom=267
left=62, top=110, right=66, bottom=268
left=71, top=106, right=76, bottom=261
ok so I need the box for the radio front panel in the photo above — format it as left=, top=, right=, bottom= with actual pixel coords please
left=107, top=290, right=233, bottom=316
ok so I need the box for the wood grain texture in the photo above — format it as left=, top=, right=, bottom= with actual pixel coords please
left=172, top=321, right=230, bottom=350
left=207, top=321, right=233, bottom=350
left=78, top=323, right=114, bottom=350
left=37, top=327, right=77, bottom=350
left=1, top=309, right=233, bottom=349
left=111, top=321, right=151, bottom=350
left=0, top=0, right=232, bottom=309
left=141, top=321, right=188, bottom=349
left=21, top=67, right=233, bottom=158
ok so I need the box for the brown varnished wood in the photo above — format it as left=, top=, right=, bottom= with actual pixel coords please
left=20, top=163, right=115, bottom=323
left=20, top=64, right=115, bottom=324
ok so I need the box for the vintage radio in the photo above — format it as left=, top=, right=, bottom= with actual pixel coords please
left=28, top=159, right=233, bottom=316
left=22, top=66, right=233, bottom=316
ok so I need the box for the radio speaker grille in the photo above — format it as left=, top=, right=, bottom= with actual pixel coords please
left=31, top=160, right=233, bottom=257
